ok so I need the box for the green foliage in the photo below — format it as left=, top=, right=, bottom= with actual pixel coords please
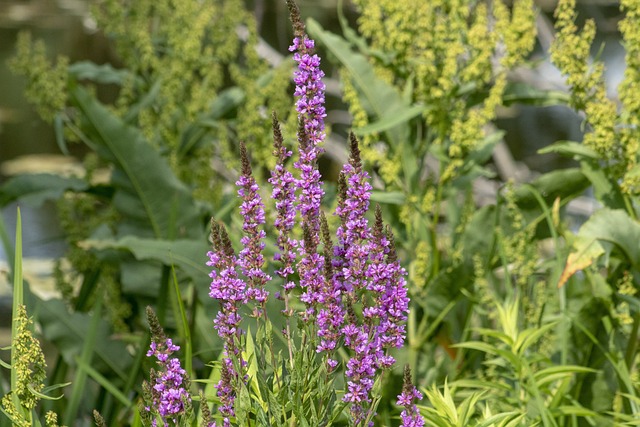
left=3, top=0, right=291, bottom=423
left=3, top=0, right=640, bottom=425
left=1, top=210, right=67, bottom=427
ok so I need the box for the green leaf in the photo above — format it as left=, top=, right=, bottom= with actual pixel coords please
left=353, top=104, right=426, bottom=135
left=369, top=191, right=406, bottom=205
left=0, top=174, right=88, bottom=208
left=71, top=86, right=201, bottom=239
left=170, top=266, right=192, bottom=375
left=580, top=161, right=626, bottom=209
left=242, top=326, right=264, bottom=405
left=538, top=141, right=599, bottom=161
left=54, top=113, right=70, bottom=156
left=80, top=236, right=211, bottom=289
left=560, top=208, right=640, bottom=286
left=513, top=168, right=590, bottom=209
left=64, top=297, right=103, bottom=425
left=502, top=82, right=571, bottom=107
left=532, top=365, right=596, bottom=388
left=69, top=61, right=136, bottom=85
left=514, top=322, right=558, bottom=355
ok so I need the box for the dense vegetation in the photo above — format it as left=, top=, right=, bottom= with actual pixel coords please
left=2, top=0, right=640, bottom=425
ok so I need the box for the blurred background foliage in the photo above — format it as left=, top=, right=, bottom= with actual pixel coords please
left=1, top=0, right=640, bottom=426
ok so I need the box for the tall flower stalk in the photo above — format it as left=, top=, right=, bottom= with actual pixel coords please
left=143, top=307, right=192, bottom=427
left=204, top=1, right=422, bottom=425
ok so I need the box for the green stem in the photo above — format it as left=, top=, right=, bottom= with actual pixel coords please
left=10, top=208, right=23, bottom=415
left=430, top=181, right=444, bottom=279
left=624, top=311, right=640, bottom=370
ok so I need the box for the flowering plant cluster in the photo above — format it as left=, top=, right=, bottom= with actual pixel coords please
left=139, top=1, right=422, bottom=425
left=142, top=307, right=193, bottom=427
left=199, top=1, right=422, bottom=426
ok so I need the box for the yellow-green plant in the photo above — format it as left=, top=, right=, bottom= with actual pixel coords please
left=0, top=210, right=65, bottom=427
left=550, top=0, right=640, bottom=197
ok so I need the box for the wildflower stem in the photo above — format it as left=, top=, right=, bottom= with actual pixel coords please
left=10, top=208, right=23, bottom=412
left=624, top=312, right=640, bottom=369
left=430, top=181, right=444, bottom=279
left=283, top=293, right=295, bottom=369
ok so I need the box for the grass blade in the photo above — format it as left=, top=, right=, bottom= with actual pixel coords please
left=10, top=208, right=23, bottom=413
left=63, top=297, right=103, bottom=425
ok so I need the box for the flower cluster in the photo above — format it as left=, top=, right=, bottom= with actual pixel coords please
left=207, top=221, right=247, bottom=425
left=269, top=113, right=297, bottom=293
left=398, top=366, right=424, bottom=427
left=146, top=339, right=191, bottom=423
left=204, top=2, right=423, bottom=425
left=144, top=307, right=191, bottom=426
left=237, top=141, right=271, bottom=306
left=331, top=137, right=410, bottom=424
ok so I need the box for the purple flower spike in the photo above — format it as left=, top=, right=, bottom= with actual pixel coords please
left=146, top=338, right=191, bottom=424
left=316, top=212, right=345, bottom=367
left=268, top=113, right=298, bottom=293
left=335, top=134, right=373, bottom=295
left=398, top=365, right=424, bottom=427
left=288, top=13, right=327, bottom=317
left=237, top=142, right=271, bottom=306
left=207, top=220, right=247, bottom=421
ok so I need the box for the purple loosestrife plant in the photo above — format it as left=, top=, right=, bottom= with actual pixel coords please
left=398, top=366, right=424, bottom=427
left=204, top=1, right=423, bottom=425
left=206, top=220, right=247, bottom=425
left=288, top=0, right=326, bottom=320
left=143, top=307, right=192, bottom=427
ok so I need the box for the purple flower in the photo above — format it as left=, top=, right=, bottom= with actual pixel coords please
left=335, top=134, right=373, bottom=295
left=268, top=113, right=298, bottom=293
left=289, top=29, right=327, bottom=317
left=398, top=366, right=424, bottom=427
left=237, top=142, right=271, bottom=306
left=207, top=221, right=246, bottom=421
left=146, top=338, right=191, bottom=424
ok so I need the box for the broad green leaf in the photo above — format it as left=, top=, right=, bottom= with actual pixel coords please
left=513, top=168, right=590, bottom=209
left=0, top=174, right=88, bottom=208
left=559, top=208, right=640, bottom=287
left=79, top=236, right=210, bottom=290
left=580, top=161, right=626, bottom=209
left=207, top=86, right=245, bottom=120
left=453, top=341, right=520, bottom=368
left=72, top=86, right=202, bottom=239
left=450, top=379, right=512, bottom=392
left=538, top=141, right=599, bottom=161
left=550, top=405, right=600, bottom=418
left=476, top=412, right=523, bottom=427
left=235, top=383, right=251, bottom=425
left=54, top=113, right=69, bottom=155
